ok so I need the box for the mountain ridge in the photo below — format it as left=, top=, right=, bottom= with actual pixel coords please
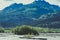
left=0, top=0, right=60, bottom=28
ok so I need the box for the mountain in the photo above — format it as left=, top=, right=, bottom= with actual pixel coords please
left=0, top=0, right=60, bottom=28
left=3, top=3, right=23, bottom=13
left=2, top=0, right=60, bottom=18
left=35, top=12, right=60, bottom=28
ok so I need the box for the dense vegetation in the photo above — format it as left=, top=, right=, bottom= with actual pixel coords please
left=12, top=26, right=39, bottom=35
left=0, top=26, right=60, bottom=35
left=0, top=27, right=5, bottom=33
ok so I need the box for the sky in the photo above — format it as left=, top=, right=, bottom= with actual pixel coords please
left=45, top=0, right=60, bottom=6
left=0, top=0, right=60, bottom=10
left=0, top=0, right=34, bottom=10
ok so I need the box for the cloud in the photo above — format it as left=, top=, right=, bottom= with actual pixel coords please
left=0, top=0, right=34, bottom=10
left=0, top=0, right=60, bottom=10
left=4, top=0, right=13, bottom=1
left=45, top=0, right=60, bottom=6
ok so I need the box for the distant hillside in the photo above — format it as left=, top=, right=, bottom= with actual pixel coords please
left=35, top=12, right=60, bottom=28
left=0, top=0, right=60, bottom=28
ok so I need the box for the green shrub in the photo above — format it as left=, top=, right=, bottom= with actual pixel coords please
left=12, top=25, right=39, bottom=35
left=0, top=27, right=5, bottom=33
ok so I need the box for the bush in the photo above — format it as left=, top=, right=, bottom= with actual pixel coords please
left=0, top=27, right=5, bottom=33
left=12, top=26, right=39, bottom=35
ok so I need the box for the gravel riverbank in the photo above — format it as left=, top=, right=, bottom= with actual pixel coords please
left=0, top=33, right=60, bottom=40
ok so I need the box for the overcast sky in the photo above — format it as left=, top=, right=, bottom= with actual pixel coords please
left=0, top=0, right=60, bottom=10
left=45, top=0, right=60, bottom=6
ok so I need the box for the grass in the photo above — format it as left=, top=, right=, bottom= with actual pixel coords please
left=0, top=25, right=60, bottom=34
